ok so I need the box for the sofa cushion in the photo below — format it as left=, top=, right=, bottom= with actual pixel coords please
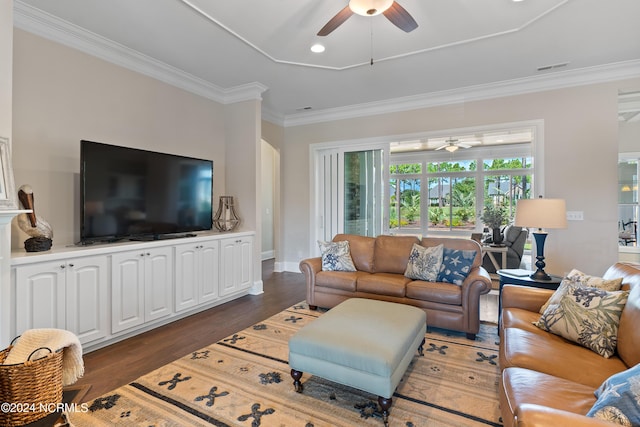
left=404, top=243, right=443, bottom=281
left=315, top=271, right=363, bottom=292
left=501, top=367, right=597, bottom=422
left=406, top=280, right=462, bottom=305
left=539, top=269, right=624, bottom=313
left=500, top=327, right=628, bottom=388
left=500, top=367, right=597, bottom=427
left=373, top=235, right=419, bottom=274
left=333, top=234, right=376, bottom=273
left=437, top=248, right=477, bottom=285
left=534, top=284, right=629, bottom=358
left=587, top=363, right=640, bottom=425
left=357, top=273, right=409, bottom=297
left=318, top=240, right=356, bottom=272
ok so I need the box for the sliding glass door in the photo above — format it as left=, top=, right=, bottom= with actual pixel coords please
left=312, top=146, right=387, bottom=253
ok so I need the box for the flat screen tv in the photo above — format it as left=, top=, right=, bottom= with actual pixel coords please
left=80, top=140, right=213, bottom=244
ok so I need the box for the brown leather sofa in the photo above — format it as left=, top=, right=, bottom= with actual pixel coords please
left=299, top=234, right=492, bottom=339
left=499, top=262, right=640, bottom=427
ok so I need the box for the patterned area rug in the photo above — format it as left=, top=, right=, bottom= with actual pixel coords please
left=70, top=303, right=502, bottom=426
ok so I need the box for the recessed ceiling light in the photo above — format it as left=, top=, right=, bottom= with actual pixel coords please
left=310, top=44, right=325, bottom=53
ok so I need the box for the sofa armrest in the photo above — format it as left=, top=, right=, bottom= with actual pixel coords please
left=299, top=257, right=322, bottom=306
left=502, top=285, right=554, bottom=313
left=515, top=404, right=611, bottom=427
left=461, top=266, right=493, bottom=295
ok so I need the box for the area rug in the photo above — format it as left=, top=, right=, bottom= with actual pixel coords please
left=70, top=303, right=502, bottom=426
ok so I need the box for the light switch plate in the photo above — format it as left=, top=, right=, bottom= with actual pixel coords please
left=566, top=211, right=584, bottom=221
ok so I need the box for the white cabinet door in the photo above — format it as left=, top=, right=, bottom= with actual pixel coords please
left=15, top=255, right=108, bottom=346
left=174, top=244, right=199, bottom=312
left=219, top=236, right=253, bottom=297
left=112, top=247, right=173, bottom=333
left=144, top=247, right=173, bottom=321
left=174, top=240, right=219, bottom=312
left=15, top=261, right=66, bottom=335
left=199, top=240, right=219, bottom=304
left=111, top=251, right=145, bottom=333
left=65, top=256, right=108, bottom=345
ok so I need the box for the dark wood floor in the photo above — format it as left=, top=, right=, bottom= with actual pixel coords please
left=75, top=260, right=306, bottom=402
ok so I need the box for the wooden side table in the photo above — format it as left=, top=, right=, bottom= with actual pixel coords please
left=497, top=269, right=563, bottom=332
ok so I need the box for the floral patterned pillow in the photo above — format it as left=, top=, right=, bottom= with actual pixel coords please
left=437, top=248, right=477, bottom=286
left=539, top=269, right=624, bottom=314
left=534, top=284, right=629, bottom=358
left=404, top=243, right=444, bottom=281
left=587, top=363, right=640, bottom=425
left=318, top=240, right=357, bottom=272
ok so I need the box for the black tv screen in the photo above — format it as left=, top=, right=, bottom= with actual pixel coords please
left=80, top=140, right=213, bottom=243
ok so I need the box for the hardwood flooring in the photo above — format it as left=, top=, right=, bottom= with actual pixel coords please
left=75, top=260, right=306, bottom=402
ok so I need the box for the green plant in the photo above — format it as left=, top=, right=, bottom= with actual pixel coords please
left=480, top=204, right=508, bottom=229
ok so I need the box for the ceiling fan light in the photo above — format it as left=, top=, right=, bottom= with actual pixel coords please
left=445, top=145, right=459, bottom=153
left=349, top=0, right=394, bottom=16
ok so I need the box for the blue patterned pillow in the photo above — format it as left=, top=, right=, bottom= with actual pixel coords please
left=404, top=243, right=443, bottom=281
left=318, top=240, right=356, bottom=272
left=437, top=248, right=476, bottom=285
left=587, top=363, right=640, bottom=425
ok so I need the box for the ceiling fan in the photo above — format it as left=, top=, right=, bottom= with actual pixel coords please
left=318, top=0, right=418, bottom=36
left=435, top=138, right=477, bottom=153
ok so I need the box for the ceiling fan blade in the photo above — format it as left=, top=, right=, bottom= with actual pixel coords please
left=435, top=145, right=447, bottom=151
left=318, top=5, right=354, bottom=36
left=458, top=143, right=473, bottom=149
left=383, top=1, right=418, bottom=33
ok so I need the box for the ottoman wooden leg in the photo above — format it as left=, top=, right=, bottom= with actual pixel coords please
left=418, top=337, right=425, bottom=356
left=378, top=396, right=392, bottom=426
left=290, top=369, right=304, bottom=393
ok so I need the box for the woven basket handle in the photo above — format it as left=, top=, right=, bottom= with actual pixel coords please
left=28, top=346, right=52, bottom=361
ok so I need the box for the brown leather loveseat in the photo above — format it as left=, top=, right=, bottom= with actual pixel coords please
left=499, top=262, right=640, bottom=426
left=299, top=234, right=492, bottom=339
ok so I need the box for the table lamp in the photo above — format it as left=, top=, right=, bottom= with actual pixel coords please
left=514, top=197, right=567, bottom=281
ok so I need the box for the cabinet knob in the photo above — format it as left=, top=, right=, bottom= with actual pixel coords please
left=146, top=252, right=151, bottom=256
left=60, top=264, right=66, bottom=269
left=68, top=263, right=74, bottom=268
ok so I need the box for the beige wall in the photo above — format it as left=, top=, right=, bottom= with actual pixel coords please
left=280, top=78, right=640, bottom=277
left=11, top=29, right=231, bottom=248
left=0, top=0, right=12, bottom=138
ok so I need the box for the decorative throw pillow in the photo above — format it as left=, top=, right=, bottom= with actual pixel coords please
left=534, top=284, right=629, bottom=358
left=317, top=240, right=357, bottom=272
left=404, top=243, right=444, bottom=281
left=437, top=248, right=477, bottom=286
left=587, top=363, right=640, bottom=425
left=539, top=269, right=624, bottom=314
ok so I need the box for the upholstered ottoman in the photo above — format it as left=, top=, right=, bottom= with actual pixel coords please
left=289, top=298, right=426, bottom=425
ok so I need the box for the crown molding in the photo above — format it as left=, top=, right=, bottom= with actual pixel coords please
left=279, top=59, right=640, bottom=127
left=13, top=1, right=266, bottom=105
left=13, top=1, right=640, bottom=128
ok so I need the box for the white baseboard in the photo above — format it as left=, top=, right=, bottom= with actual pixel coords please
left=275, top=261, right=301, bottom=273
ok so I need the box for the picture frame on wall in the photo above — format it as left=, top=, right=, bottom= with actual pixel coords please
left=0, top=137, right=17, bottom=210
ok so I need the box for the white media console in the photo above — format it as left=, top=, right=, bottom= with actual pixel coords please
left=7, top=230, right=256, bottom=352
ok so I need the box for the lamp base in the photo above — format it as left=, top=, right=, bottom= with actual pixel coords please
left=530, top=269, right=552, bottom=281
left=530, top=231, right=552, bottom=281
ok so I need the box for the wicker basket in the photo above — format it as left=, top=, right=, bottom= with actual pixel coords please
left=0, top=345, right=64, bottom=426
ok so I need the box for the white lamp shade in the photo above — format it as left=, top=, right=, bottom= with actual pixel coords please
left=349, top=0, right=394, bottom=16
left=514, top=198, right=567, bottom=229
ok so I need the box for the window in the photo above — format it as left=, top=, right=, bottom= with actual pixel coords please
left=389, top=127, right=535, bottom=236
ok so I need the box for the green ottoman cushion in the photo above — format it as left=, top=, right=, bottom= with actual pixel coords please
left=289, top=298, right=426, bottom=399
